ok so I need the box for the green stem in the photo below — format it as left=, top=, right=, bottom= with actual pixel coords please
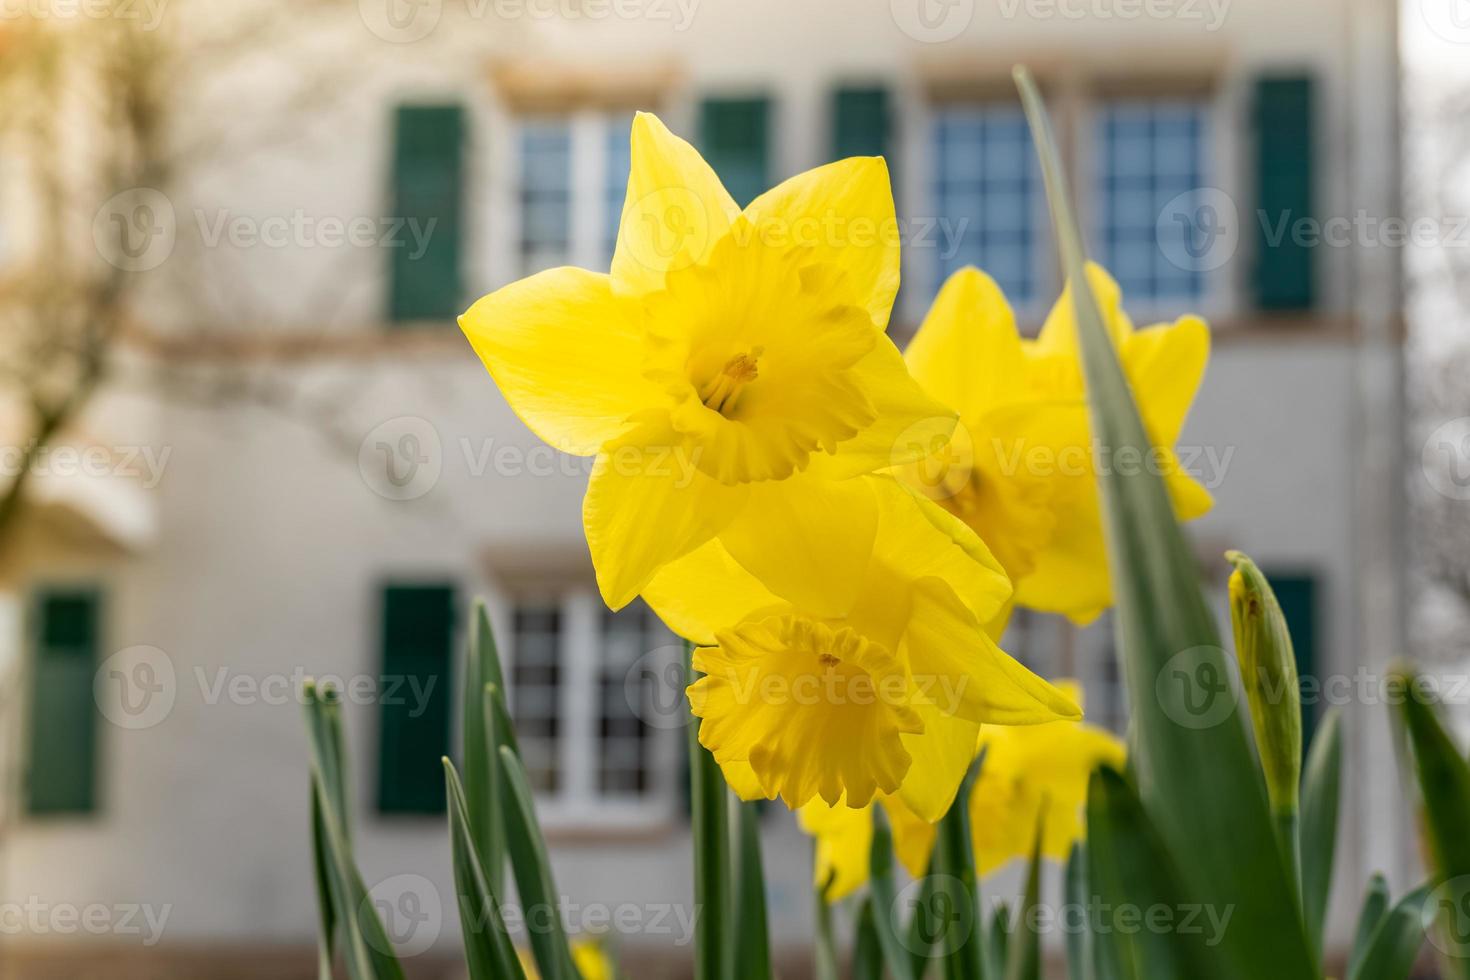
left=687, top=642, right=731, bottom=980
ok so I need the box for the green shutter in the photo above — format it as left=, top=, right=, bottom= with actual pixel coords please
left=28, top=589, right=101, bottom=815
left=1265, top=571, right=1319, bottom=743
left=1251, top=76, right=1315, bottom=311
left=389, top=104, right=465, bottom=324
left=699, top=97, right=770, bottom=208
left=377, top=584, right=456, bottom=814
left=832, top=86, right=891, bottom=161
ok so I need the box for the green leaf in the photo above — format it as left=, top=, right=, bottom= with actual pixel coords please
left=463, top=600, right=508, bottom=896
left=1004, top=825, right=1043, bottom=980
left=1064, top=844, right=1092, bottom=980
left=1299, top=707, right=1343, bottom=960
left=1347, top=884, right=1430, bottom=980
left=813, top=871, right=840, bottom=980
left=1084, top=767, right=1225, bottom=980
left=443, top=759, right=528, bottom=980
left=854, top=898, right=885, bottom=980
left=730, top=796, right=772, bottom=980
left=302, top=684, right=407, bottom=980
left=904, top=865, right=937, bottom=980
left=931, top=759, right=985, bottom=980
left=685, top=644, right=731, bottom=980
left=869, top=805, right=917, bottom=980
left=1013, top=66, right=1315, bottom=980
left=1350, top=874, right=1391, bottom=970
left=1391, top=666, right=1470, bottom=979
left=985, top=905, right=1010, bottom=980
left=309, top=783, right=338, bottom=980
left=497, top=742, right=580, bottom=980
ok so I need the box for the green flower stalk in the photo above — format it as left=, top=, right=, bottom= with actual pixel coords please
left=1225, top=550, right=1303, bottom=877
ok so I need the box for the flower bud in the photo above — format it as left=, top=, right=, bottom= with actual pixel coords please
left=1226, top=550, right=1302, bottom=814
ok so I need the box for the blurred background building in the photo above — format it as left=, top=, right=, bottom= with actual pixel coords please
left=0, top=0, right=1440, bottom=975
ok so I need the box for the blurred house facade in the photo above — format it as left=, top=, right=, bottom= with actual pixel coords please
left=2, top=0, right=1403, bottom=974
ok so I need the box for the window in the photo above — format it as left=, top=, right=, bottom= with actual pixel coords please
left=27, top=588, right=101, bottom=815
left=377, top=584, right=456, bottom=814
left=1094, top=98, right=1209, bottom=303
left=603, top=113, right=634, bottom=264
left=506, top=592, right=680, bottom=825
left=511, top=602, right=563, bottom=793
left=931, top=104, right=1043, bottom=305
left=515, top=111, right=637, bottom=276
left=388, top=104, right=465, bottom=324
left=519, top=118, right=573, bottom=276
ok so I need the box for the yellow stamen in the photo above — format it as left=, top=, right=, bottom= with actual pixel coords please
left=700, top=348, right=763, bottom=416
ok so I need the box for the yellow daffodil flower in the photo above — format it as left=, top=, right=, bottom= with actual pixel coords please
left=902, top=264, right=1213, bottom=623
left=461, top=112, right=955, bottom=611
left=517, top=939, right=613, bottom=980
left=643, top=474, right=1080, bottom=820
left=797, top=681, right=1124, bottom=896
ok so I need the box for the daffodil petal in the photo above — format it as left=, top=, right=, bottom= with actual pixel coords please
left=1164, top=461, right=1215, bottom=521
left=806, top=337, right=958, bottom=482
left=718, top=473, right=879, bottom=618
left=895, top=700, right=978, bottom=822
left=584, top=425, right=748, bottom=609
left=1122, top=314, right=1210, bottom=446
left=869, top=476, right=1012, bottom=625
left=903, top=577, right=1080, bottom=725
left=1034, top=261, right=1129, bottom=355
left=744, top=156, right=900, bottom=329
left=643, top=539, right=784, bottom=647
left=883, top=796, right=939, bottom=880
left=798, top=798, right=874, bottom=901
left=1011, top=488, right=1111, bottom=624
left=905, top=266, right=1027, bottom=420
left=719, top=759, right=769, bottom=802
left=611, top=112, right=740, bottom=298
left=459, top=267, right=655, bottom=455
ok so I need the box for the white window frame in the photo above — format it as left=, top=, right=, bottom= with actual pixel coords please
left=499, top=588, right=682, bottom=831
left=508, top=109, right=632, bottom=283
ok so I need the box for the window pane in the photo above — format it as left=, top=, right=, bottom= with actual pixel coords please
left=512, top=602, right=562, bottom=794
left=1094, top=98, right=1209, bottom=303
left=931, top=105, right=1042, bottom=304
left=604, top=113, right=634, bottom=264
left=597, top=600, right=673, bottom=798
left=519, top=119, right=571, bottom=276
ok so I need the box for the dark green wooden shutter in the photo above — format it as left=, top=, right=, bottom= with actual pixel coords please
left=1251, top=76, right=1314, bottom=311
left=377, top=584, right=456, bottom=814
left=1265, top=571, right=1318, bottom=743
left=28, top=589, right=101, bottom=815
left=832, top=86, right=891, bottom=161
left=699, top=97, right=770, bottom=208
left=389, top=104, right=465, bottom=324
